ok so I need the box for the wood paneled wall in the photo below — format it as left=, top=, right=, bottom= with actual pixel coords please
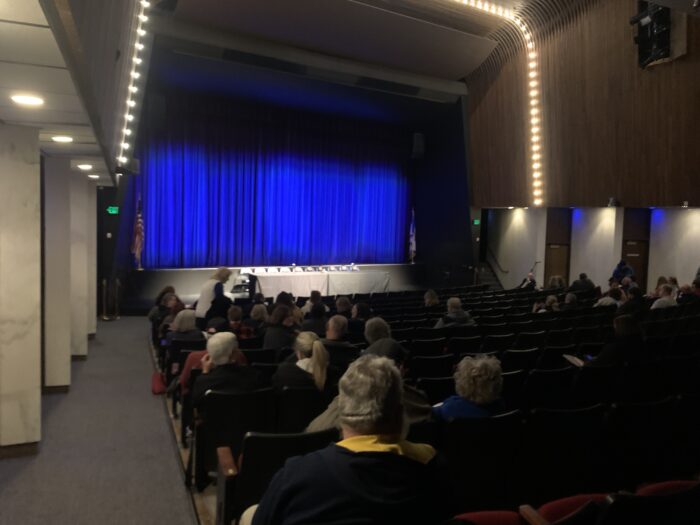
left=468, top=0, right=700, bottom=208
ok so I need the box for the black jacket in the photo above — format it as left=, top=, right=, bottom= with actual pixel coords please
left=322, top=339, right=360, bottom=373
left=252, top=444, right=452, bottom=525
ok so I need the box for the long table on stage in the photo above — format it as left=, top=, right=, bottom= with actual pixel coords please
left=253, top=270, right=391, bottom=298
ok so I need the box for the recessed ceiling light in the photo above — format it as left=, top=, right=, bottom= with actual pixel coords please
left=52, top=136, right=73, bottom=143
left=11, top=94, right=44, bottom=107
left=88, top=174, right=100, bottom=179
left=77, top=164, right=93, bottom=171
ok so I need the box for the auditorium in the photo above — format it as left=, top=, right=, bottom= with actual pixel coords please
left=2, top=0, right=700, bottom=523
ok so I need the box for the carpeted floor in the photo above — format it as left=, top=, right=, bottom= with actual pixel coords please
left=0, top=317, right=198, bottom=525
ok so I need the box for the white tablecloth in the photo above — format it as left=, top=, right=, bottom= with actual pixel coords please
left=327, top=271, right=390, bottom=295
left=252, top=271, right=391, bottom=298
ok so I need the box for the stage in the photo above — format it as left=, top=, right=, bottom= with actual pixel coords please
left=121, top=263, right=426, bottom=314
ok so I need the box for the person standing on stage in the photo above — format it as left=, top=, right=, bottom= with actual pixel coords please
left=195, top=267, right=232, bottom=330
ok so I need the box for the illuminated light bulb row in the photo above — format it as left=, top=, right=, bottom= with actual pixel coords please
left=453, top=0, right=545, bottom=207
left=118, top=1, right=150, bottom=168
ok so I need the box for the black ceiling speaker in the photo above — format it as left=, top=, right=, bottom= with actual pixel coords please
left=630, top=1, right=671, bottom=68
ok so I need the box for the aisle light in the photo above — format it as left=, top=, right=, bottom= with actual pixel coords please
left=451, top=0, right=545, bottom=207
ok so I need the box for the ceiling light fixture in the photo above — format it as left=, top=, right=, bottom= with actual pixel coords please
left=52, top=135, right=73, bottom=143
left=453, top=0, right=546, bottom=207
left=88, top=174, right=100, bottom=179
left=77, top=164, right=93, bottom=171
left=10, top=94, right=44, bottom=107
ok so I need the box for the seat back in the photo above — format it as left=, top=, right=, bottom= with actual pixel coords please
left=513, top=331, right=546, bottom=350
left=538, top=344, right=577, bottom=369
left=482, top=333, right=516, bottom=352
left=570, top=365, right=618, bottom=406
left=409, top=354, right=455, bottom=379
left=599, top=482, right=700, bottom=525
left=231, top=429, right=339, bottom=519
left=410, top=337, right=447, bottom=357
left=523, top=367, right=575, bottom=408
left=250, top=363, right=278, bottom=385
left=275, top=387, right=330, bottom=433
left=242, top=348, right=277, bottom=364
left=501, top=348, right=541, bottom=372
left=501, top=369, right=527, bottom=410
left=444, top=411, right=525, bottom=512
left=447, top=336, right=483, bottom=356
left=416, top=376, right=455, bottom=405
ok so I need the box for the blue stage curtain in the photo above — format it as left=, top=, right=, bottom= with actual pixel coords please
left=135, top=92, right=411, bottom=268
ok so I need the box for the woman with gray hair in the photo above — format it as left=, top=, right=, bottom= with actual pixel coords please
left=248, top=354, right=451, bottom=525
left=166, top=309, right=205, bottom=346
left=433, top=355, right=503, bottom=421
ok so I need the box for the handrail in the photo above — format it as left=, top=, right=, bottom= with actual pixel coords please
left=486, top=247, right=509, bottom=274
left=530, top=260, right=542, bottom=273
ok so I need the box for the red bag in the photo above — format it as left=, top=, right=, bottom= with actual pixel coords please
left=151, top=371, right=167, bottom=395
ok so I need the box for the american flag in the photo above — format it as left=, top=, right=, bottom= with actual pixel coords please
left=409, top=207, right=416, bottom=263
left=131, top=197, right=144, bottom=270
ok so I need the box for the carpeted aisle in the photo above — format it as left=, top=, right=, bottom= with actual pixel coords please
left=0, top=317, right=198, bottom=525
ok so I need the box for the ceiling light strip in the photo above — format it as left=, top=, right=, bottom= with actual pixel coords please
left=455, top=0, right=545, bottom=207
left=117, top=0, right=151, bottom=170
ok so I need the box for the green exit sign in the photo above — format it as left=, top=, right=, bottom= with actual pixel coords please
left=472, top=219, right=481, bottom=225
left=106, top=206, right=119, bottom=215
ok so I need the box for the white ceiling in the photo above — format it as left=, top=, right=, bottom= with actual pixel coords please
left=0, top=0, right=110, bottom=184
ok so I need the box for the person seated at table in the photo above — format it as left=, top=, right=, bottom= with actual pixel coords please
left=271, top=331, right=338, bottom=393
left=263, top=305, right=298, bottom=350
left=433, top=297, right=476, bottom=328
left=246, top=354, right=451, bottom=525
left=433, top=355, right=504, bottom=421
left=322, top=315, right=359, bottom=373
left=192, top=332, right=262, bottom=407
left=348, top=302, right=371, bottom=335
left=300, top=290, right=330, bottom=316
left=335, top=296, right=353, bottom=319
left=301, top=303, right=327, bottom=337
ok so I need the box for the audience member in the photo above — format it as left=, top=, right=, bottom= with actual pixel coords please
left=271, top=331, right=336, bottom=393
left=166, top=309, right=206, bottom=346
left=423, top=289, right=440, bottom=308
left=300, top=290, right=329, bottom=316
left=519, top=272, right=537, bottom=290
left=547, top=275, right=566, bottom=290
left=322, top=315, right=359, bottom=372
left=611, top=260, right=634, bottom=282
left=348, top=302, right=371, bottom=335
left=364, top=317, right=392, bottom=345
left=308, top=338, right=431, bottom=433
left=301, top=303, right=327, bottom=337
left=194, top=267, right=232, bottom=330
left=156, top=293, right=185, bottom=339
left=677, top=280, right=700, bottom=305
left=335, top=296, right=353, bottom=319
left=249, top=355, right=450, bottom=525
left=274, top=292, right=304, bottom=325
left=433, top=355, right=503, bottom=421
left=561, top=293, right=578, bottom=310
left=243, top=304, right=268, bottom=337
left=616, top=287, right=646, bottom=318
left=587, top=315, right=647, bottom=367
left=650, top=276, right=669, bottom=298
left=568, top=273, right=595, bottom=292
left=263, top=305, right=298, bottom=350
left=180, top=319, right=246, bottom=395
left=227, top=305, right=254, bottom=339
left=595, top=287, right=622, bottom=308
left=434, top=297, right=475, bottom=328
left=533, top=295, right=560, bottom=313
left=153, top=285, right=175, bottom=307
left=668, top=276, right=680, bottom=297
left=650, top=284, right=677, bottom=310
left=191, top=332, right=262, bottom=407
left=620, top=276, right=638, bottom=293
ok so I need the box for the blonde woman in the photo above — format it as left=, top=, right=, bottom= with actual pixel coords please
left=433, top=355, right=503, bottom=421
left=194, top=267, right=232, bottom=329
left=271, top=331, right=333, bottom=392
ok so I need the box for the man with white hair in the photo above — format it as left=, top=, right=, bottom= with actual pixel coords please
left=433, top=297, right=475, bottom=329
left=322, top=314, right=359, bottom=372
left=249, top=355, right=450, bottom=524
left=192, top=332, right=262, bottom=407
